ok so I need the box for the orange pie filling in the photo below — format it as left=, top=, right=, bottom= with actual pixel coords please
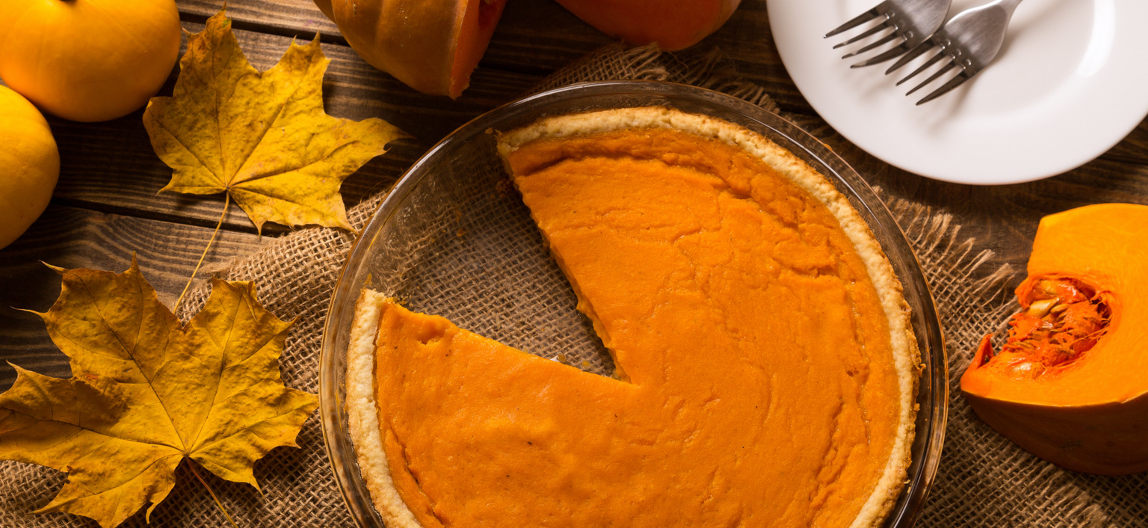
left=348, top=108, right=919, bottom=528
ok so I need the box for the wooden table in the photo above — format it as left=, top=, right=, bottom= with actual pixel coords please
left=2, top=0, right=1146, bottom=391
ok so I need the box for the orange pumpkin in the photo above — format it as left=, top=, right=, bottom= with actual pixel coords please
left=0, top=0, right=182, bottom=122
left=961, top=203, right=1148, bottom=476
left=313, top=0, right=508, bottom=98
left=555, top=0, right=741, bottom=51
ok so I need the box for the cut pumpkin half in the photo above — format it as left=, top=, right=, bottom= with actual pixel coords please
left=313, top=0, right=508, bottom=98
left=961, top=203, right=1148, bottom=476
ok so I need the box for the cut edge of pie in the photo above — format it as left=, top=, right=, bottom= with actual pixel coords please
left=346, top=106, right=921, bottom=528
left=347, top=291, right=424, bottom=528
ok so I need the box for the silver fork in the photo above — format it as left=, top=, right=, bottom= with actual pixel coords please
left=887, top=0, right=1024, bottom=104
left=825, top=0, right=952, bottom=68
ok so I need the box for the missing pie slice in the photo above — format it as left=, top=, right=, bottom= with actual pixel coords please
left=347, top=107, right=920, bottom=528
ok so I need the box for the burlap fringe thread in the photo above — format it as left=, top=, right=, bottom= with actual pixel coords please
left=4, top=42, right=1145, bottom=528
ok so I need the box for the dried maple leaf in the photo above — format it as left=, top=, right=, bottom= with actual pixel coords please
left=143, top=10, right=405, bottom=234
left=0, top=259, right=319, bottom=528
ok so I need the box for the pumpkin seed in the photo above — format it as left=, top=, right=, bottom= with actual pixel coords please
left=1027, top=298, right=1057, bottom=318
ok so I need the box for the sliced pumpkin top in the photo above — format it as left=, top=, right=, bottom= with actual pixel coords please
left=962, top=203, right=1148, bottom=406
left=348, top=108, right=918, bottom=528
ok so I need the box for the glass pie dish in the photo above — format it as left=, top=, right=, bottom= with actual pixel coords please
left=319, top=80, right=948, bottom=528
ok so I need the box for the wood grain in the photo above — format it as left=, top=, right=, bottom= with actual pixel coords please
left=179, top=0, right=339, bottom=39
left=0, top=205, right=266, bottom=391
left=177, top=0, right=623, bottom=74
left=175, top=0, right=804, bottom=111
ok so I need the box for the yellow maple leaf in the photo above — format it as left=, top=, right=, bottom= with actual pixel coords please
left=0, top=259, right=319, bottom=528
left=143, top=10, right=405, bottom=233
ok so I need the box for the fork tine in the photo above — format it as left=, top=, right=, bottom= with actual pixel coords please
left=851, top=42, right=910, bottom=67
left=916, top=71, right=971, bottom=105
left=885, top=40, right=934, bottom=74
left=895, top=49, right=946, bottom=86
left=832, top=23, right=891, bottom=49
left=841, top=32, right=902, bottom=59
left=905, top=60, right=956, bottom=96
left=825, top=6, right=884, bottom=38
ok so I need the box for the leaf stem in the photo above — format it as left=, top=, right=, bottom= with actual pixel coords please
left=188, top=461, right=240, bottom=528
left=176, top=194, right=230, bottom=312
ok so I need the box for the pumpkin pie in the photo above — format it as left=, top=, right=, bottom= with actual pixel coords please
left=347, top=107, right=920, bottom=528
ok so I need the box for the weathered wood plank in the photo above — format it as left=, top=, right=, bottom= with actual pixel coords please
left=40, top=5, right=1148, bottom=250
left=1105, top=117, right=1148, bottom=165
left=45, top=22, right=541, bottom=234
left=176, top=0, right=617, bottom=74
left=0, top=205, right=267, bottom=391
left=700, top=1, right=813, bottom=113
left=174, top=0, right=805, bottom=109
left=179, top=0, right=339, bottom=38
left=477, top=0, right=620, bottom=74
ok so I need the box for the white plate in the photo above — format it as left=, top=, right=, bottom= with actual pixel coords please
left=767, top=0, right=1148, bottom=184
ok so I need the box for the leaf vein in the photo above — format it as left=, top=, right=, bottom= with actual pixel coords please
left=227, top=50, right=317, bottom=191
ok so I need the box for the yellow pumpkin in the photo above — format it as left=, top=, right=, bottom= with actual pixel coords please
left=0, top=85, right=59, bottom=250
left=0, top=0, right=182, bottom=122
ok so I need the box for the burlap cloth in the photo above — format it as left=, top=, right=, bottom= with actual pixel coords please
left=4, top=44, right=1147, bottom=528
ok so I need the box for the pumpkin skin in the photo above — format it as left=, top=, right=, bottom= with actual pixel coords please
left=961, top=204, right=1148, bottom=476
left=555, top=0, right=741, bottom=51
left=0, top=0, right=181, bottom=122
left=313, top=0, right=508, bottom=98
left=0, top=86, right=59, bottom=250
